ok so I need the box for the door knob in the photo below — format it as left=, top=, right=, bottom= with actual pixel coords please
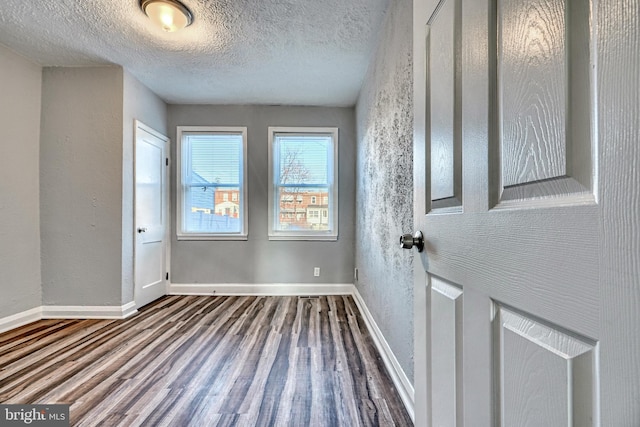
left=137, top=227, right=147, bottom=233
left=400, top=231, right=424, bottom=252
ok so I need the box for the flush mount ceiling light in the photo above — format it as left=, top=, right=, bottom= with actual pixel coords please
left=140, top=0, right=193, bottom=32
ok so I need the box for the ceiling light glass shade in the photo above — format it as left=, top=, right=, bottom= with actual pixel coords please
left=141, top=0, right=193, bottom=32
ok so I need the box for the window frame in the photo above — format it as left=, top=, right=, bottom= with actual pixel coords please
left=268, top=126, right=339, bottom=241
left=176, top=126, right=248, bottom=241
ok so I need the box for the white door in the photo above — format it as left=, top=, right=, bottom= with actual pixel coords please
left=411, top=0, right=640, bottom=425
left=135, top=121, right=169, bottom=308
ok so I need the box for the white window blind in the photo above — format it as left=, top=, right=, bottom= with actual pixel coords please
left=177, top=127, right=248, bottom=240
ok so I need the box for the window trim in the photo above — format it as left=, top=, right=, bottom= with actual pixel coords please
left=268, top=126, right=339, bottom=241
left=176, top=126, right=248, bottom=241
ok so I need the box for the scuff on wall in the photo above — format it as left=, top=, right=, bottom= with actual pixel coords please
left=355, top=0, right=414, bottom=382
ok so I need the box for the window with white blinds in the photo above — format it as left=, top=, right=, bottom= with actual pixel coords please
left=268, top=127, right=338, bottom=240
left=176, top=126, right=248, bottom=240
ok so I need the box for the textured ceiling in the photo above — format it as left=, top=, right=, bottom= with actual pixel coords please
left=0, top=0, right=389, bottom=106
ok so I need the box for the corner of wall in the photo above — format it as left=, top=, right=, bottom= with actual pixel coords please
left=0, top=44, right=43, bottom=320
left=354, top=0, right=415, bottom=383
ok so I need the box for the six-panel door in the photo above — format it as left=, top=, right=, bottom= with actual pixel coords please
left=413, top=0, right=603, bottom=425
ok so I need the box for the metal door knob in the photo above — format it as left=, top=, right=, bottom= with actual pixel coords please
left=137, top=227, right=148, bottom=233
left=400, top=231, right=424, bottom=252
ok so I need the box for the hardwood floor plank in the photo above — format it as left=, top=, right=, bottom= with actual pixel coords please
left=233, top=326, right=283, bottom=419
left=253, top=297, right=297, bottom=426
left=0, top=296, right=413, bottom=426
left=328, top=296, right=367, bottom=426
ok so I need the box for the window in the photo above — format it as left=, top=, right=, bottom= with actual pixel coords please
left=268, top=127, right=338, bottom=240
left=177, top=126, right=248, bottom=240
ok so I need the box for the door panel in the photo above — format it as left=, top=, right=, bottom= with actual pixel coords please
left=494, top=0, right=594, bottom=205
left=494, top=305, right=597, bottom=426
left=136, top=233, right=164, bottom=293
left=430, top=277, right=463, bottom=426
left=499, top=0, right=568, bottom=186
left=135, top=121, right=169, bottom=309
left=428, top=0, right=462, bottom=209
left=137, top=141, right=164, bottom=226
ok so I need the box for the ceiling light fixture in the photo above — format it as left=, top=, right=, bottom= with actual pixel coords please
left=140, top=0, right=193, bottom=32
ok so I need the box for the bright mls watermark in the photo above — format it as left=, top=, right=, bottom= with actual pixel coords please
left=0, top=405, right=69, bottom=426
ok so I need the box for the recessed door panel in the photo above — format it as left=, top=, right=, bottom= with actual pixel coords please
left=427, top=0, right=462, bottom=210
left=500, top=0, right=567, bottom=186
left=431, top=277, right=463, bottom=426
left=495, top=0, right=594, bottom=205
left=137, top=139, right=164, bottom=230
left=137, top=238, right=164, bottom=289
left=494, top=306, right=597, bottom=426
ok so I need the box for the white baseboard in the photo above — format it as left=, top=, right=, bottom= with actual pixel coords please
left=169, top=283, right=355, bottom=296
left=121, top=301, right=139, bottom=318
left=0, top=302, right=138, bottom=333
left=352, top=288, right=415, bottom=422
left=0, top=307, right=42, bottom=334
left=42, top=301, right=138, bottom=319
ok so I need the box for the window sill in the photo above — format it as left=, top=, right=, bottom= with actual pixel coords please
left=268, top=234, right=338, bottom=242
left=177, top=234, right=248, bottom=241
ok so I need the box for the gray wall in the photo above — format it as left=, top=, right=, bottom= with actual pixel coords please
left=40, top=67, right=125, bottom=306
left=0, top=44, right=42, bottom=318
left=122, top=70, right=167, bottom=303
left=355, top=0, right=414, bottom=381
left=167, top=105, right=356, bottom=284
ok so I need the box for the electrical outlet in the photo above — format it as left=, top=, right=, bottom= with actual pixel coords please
left=313, top=267, right=320, bottom=277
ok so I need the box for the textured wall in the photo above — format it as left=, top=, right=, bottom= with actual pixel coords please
left=0, top=44, right=42, bottom=319
left=167, top=105, right=356, bottom=285
left=355, top=0, right=414, bottom=381
left=122, top=71, right=167, bottom=304
left=40, top=67, right=124, bottom=306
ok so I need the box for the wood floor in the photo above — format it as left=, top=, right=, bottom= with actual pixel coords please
left=0, top=295, right=413, bottom=426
